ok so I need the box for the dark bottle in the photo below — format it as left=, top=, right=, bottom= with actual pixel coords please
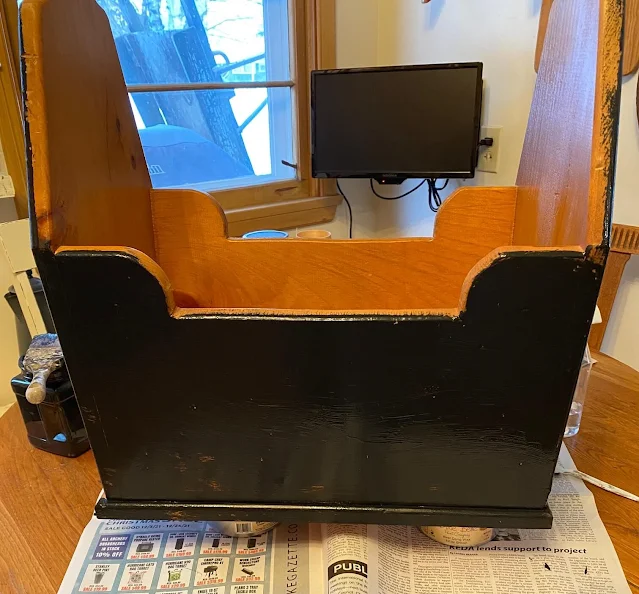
left=11, top=358, right=90, bottom=457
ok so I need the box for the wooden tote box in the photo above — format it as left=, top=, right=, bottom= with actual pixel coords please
left=21, top=0, right=622, bottom=527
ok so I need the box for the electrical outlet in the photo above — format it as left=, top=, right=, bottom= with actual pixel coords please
left=477, top=126, right=502, bottom=174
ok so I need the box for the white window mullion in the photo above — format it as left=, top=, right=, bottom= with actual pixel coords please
left=264, top=0, right=294, bottom=180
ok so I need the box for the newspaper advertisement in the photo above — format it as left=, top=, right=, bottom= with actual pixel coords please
left=59, top=519, right=324, bottom=594
left=59, top=446, right=631, bottom=594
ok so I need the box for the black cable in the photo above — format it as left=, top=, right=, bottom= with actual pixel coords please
left=426, top=178, right=449, bottom=213
left=336, top=179, right=353, bottom=239
left=369, top=178, right=427, bottom=200
left=338, top=177, right=450, bottom=236
left=369, top=178, right=449, bottom=212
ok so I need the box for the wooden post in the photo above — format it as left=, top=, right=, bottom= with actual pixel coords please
left=589, top=224, right=639, bottom=350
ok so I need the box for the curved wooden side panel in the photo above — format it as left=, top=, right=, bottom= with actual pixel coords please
left=55, top=246, right=176, bottom=313
left=150, top=186, right=518, bottom=311
left=515, top=0, right=622, bottom=248
left=55, top=242, right=585, bottom=318
left=21, top=0, right=155, bottom=256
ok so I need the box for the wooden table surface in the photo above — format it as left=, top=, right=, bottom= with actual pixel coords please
left=565, top=352, right=639, bottom=592
left=0, top=351, right=637, bottom=593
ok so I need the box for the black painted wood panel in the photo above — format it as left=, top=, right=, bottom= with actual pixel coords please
left=34, top=247, right=604, bottom=527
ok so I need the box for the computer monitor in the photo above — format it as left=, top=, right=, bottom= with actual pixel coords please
left=311, top=63, right=483, bottom=182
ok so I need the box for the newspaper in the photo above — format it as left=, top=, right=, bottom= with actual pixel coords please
left=59, top=446, right=631, bottom=594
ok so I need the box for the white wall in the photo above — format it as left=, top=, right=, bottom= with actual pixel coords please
left=327, top=0, right=638, bottom=369
left=602, top=71, right=639, bottom=367
left=375, top=0, right=540, bottom=236
left=328, top=0, right=540, bottom=239
left=329, top=0, right=541, bottom=238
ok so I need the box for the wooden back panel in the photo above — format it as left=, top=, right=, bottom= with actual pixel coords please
left=515, top=0, right=622, bottom=248
left=22, top=0, right=155, bottom=257
left=151, top=186, right=517, bottom=312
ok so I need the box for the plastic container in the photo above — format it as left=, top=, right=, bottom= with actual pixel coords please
left=242, top=230, right=289, bottom=239
left=564, top=345, right=593, bottom=437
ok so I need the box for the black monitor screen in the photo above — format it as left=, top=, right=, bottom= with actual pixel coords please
left=311, top=63, right=483, bottom=180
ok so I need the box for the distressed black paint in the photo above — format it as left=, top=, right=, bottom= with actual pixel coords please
left=33, top=247, right=604, bottom=528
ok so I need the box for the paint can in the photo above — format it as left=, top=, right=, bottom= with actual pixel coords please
left=420, top=526, right=495, bottom=547
left=208, top=521, right=279, bottom=537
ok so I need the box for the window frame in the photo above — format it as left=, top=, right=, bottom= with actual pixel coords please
left=123, top=0, right=338, bottom=235
left=0, top=0, right=27, bottom=218
left=214, top=0, right=339, bottom=235
left=0, top=0, right=338, bottom=233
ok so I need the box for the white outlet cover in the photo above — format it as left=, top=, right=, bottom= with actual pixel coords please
left=477, top=126, right=502, bottom=174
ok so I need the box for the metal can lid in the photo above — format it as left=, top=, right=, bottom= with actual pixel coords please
left=420, top=526, right=495, bottom=547
left=206, top=521, right=279, bottom=537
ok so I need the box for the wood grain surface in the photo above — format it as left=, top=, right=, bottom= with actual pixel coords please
left=589, top=225, right=639, bottom=351
left=151, top=186, right=518, bottom=310
left=518, top=0, right=623, bottom=248
left=0, top=405, right=101, bottom=594
left=612, top=224, right=639, bottom=253
left=625, top=0, right=639, bottom=75
left=0, top=352, right=637, bottom=592
left=536, top=0, right=637, bottom=76
left=589, top=251, right=632, bottom=350
left=22, top=0, right=156, bottom=257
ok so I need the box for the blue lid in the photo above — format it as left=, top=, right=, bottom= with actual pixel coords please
left=242, top=230, right=289, bottom=239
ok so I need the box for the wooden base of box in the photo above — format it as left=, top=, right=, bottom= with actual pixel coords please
left=96, top=498, right=553, bottom=528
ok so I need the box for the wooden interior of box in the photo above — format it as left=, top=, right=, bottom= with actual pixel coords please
left=23, top=0, right=621, bottom=313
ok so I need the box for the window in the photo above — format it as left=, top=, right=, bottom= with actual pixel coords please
left=0, top=0, right=336, bottom=231
left=94, top=0, right=339, bottom=233
left=97, top=0, right=292, bottom=190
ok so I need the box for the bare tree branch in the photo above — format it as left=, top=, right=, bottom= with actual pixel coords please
left=207, top=16, right=251, bottom=31
left=141, top=0, right=164, bottom=30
